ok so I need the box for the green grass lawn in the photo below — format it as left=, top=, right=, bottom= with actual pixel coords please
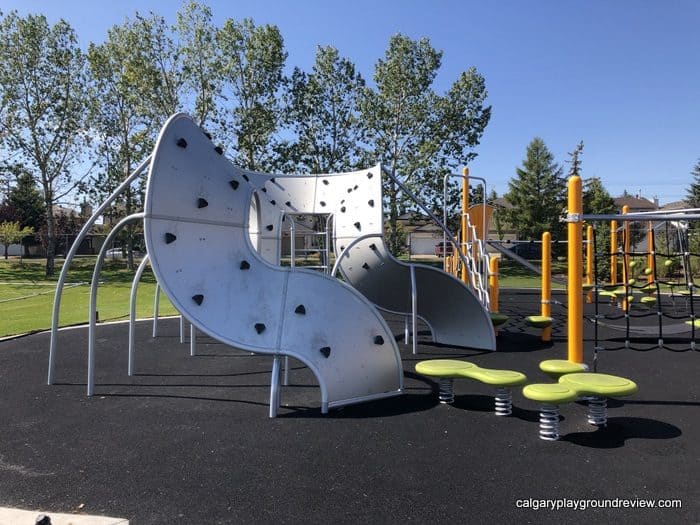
left=0, top=257, right=178, bottom=338
left=0, top=254, right=552, bottom=338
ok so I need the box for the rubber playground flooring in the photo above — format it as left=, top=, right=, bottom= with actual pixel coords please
left=0, top=289, right=698, bottom=524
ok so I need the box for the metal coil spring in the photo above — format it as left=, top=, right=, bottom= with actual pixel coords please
left=438, top=378, right=455, bottom=404
left=587, top=396, right=608, bottom=426
left=494, top=387, right=512, bottom=416
left=538, top=404, right=561, bottom=441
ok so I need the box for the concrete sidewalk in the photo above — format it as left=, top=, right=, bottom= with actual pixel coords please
left=0, top=508, right=128, bottom=525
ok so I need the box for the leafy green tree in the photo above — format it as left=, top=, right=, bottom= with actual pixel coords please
left=217, top=18, right=287, bottom=170
left=505, top=137, right=566, bottom=241
left=583, top=176, right=615, bottom=281
left=0, top=12, right=90, bottom=276
left=85, top=17, right=167, bottom=269
left=283, top=46, right=366, bottom=174
left=686, top=159, right=700, bottom=208
left=176, top=1, right=222, bottom=127
left=360, top=34, right=490, bottom=253
left=0, top=221, right=33, bottom=259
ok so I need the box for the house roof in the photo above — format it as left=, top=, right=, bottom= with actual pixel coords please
left=613, top=196, right=657, bottom=211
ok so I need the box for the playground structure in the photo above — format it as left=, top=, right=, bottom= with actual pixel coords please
left=47, top=113, right=496, bottom=416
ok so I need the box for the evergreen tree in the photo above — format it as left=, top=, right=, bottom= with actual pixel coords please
left=686, top=159, right=700, bottom=207
left=505, top=137, right=565, bottom=240
left=7, top=171, right=46, bottom=232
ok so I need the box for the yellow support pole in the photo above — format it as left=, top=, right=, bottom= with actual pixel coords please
left=568, top=176, right=583, bottom=364
left=542, top=232, right=552, bottom=342
left=622, top=205, right=630, bottom=311
left=460, top=167, right=469, bottom=284
left=610, top=220, right=618, bottom=285
left=585, top=225, right=593, bottom=304
left=489, top=255, right=499, bottom=313
left=647, top=221, right=655, bottom=284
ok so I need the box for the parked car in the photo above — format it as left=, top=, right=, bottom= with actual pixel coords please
left=105, top=247, right=145, bottom=259
left=434, top=242, right=454, bottom=257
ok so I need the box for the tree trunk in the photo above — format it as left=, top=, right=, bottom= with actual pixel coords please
left=45, top=208, right=56, bottom=277
left=387, top=177, right=399, bottom=254
left=3, top=245, right=7, bottom=259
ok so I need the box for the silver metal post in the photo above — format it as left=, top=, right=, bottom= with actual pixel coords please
left=269, top=356, right=281, bottom=418
left=190, top=323, right=196, bottom=356
left=128, top=254, right=150, bottom=376
left=48, top=156, right=151, bottom=385
left=152, top=282, right=160, bottom=338
left=179, top=315, right=185, bottom=343
left=410, top=265, right=417, bottom=355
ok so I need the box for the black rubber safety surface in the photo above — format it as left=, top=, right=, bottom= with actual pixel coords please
left=1, top=290, right=698, bottom=524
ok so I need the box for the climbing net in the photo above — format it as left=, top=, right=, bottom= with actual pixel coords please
left=587, top=211, right=700, bottom=358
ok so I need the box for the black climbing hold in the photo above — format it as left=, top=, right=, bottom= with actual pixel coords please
left=271, top=177, right=276, bottom=183
left=176, top=138, right=187, bottom=148
left=295, top=304, right=306, bottom=315
left=368, top=199, right=374, bottom=207
left=362, top=263, right=370, bottom=270
left=341, top=199, right=345, bottom=204
left=320, top=201, right=326, bottom=207
left=374, top=335, right=384, bottom=345
left=323, top=179, right=329, bottom=185
left=266, top=224, right=274, bottom=231
left=354, top=222, right=361, bottom=231
left=204, top=131, right=212, bottom=140
left=285, top=201, right=291, bottom=207
left=347, top=188, right=353, bottom=193
left=230, top=180, right=239, bottom=190
left=240, top=260, right=250, bottom=270
left=214, top=145, right=223, bottom=155
left=164, top=233, right=177, bottom=244
left=242, top=174, right=249, bottom=182
left=197, top=198, right=209, bottom=208
left=192, top=294, right=204, bottom=305
left=354, top=185, right=358, bottom=190
left=261, top=187, right=267, bottom=193
left=340, top=207, right=346, bottom=213
left=369, top=243, right=377, bottom=250
left=367, top=172, right=373, bottom=179
left=35, top=516, right=51, bottom=525
left=255, top=323, right=266, bottom=334
left=340, top=246, right=345, bottom=251
left=319, top=346, right=331, bottom=358
left=282, top=216, right=286, bottom=222
left=270, top=199, right=276, bottom=205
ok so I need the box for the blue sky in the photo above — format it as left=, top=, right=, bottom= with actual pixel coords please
left=2, top=0, right=699, bottom=204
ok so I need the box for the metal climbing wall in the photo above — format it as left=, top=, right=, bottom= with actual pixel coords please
left=143, top=114, right=403, bottom=412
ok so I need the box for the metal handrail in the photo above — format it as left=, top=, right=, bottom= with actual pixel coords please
left=48, top=155, right=152, bottom=385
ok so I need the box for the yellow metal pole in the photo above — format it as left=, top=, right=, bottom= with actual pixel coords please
left=542, top=231, right=552, bottom=342
left=460, top=167, right=470, bottom=284
left=647, top=221, right=655, bottom=285
left=585, top=225, right=593, bottom=304
left=568, top=176, right=583, bottom=363
left=622, top=205, right=630, bottom=311
left=489, top=255, right=499, bottom=313
left=610, top=220, right=618, bottom=285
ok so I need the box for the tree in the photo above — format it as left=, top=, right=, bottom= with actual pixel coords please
left=0, top=12, right=90, bottom=276
left=85, top=16, right=174, bottom=269
left=176, top=1, right=222, bottom=127
left=282, top=46, right=366, bottom=174
left=360, top=34, right=490, bottom=253
left=0, top=221, right=33, bottom=259
left=505, top=137, right=566, bottom=240
left=583, top=176, right=615, bottom=281
left=217, top=18, right=287, bottom=170
left=686, top=159, right=700, bottom=208
left=7, top=171, right=45, bottom=232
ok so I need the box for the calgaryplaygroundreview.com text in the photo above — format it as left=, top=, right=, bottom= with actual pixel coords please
left=514, top=498, right=682, bottom=511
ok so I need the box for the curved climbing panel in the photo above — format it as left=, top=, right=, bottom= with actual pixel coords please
left=143, top=114, right=403, bottom=412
